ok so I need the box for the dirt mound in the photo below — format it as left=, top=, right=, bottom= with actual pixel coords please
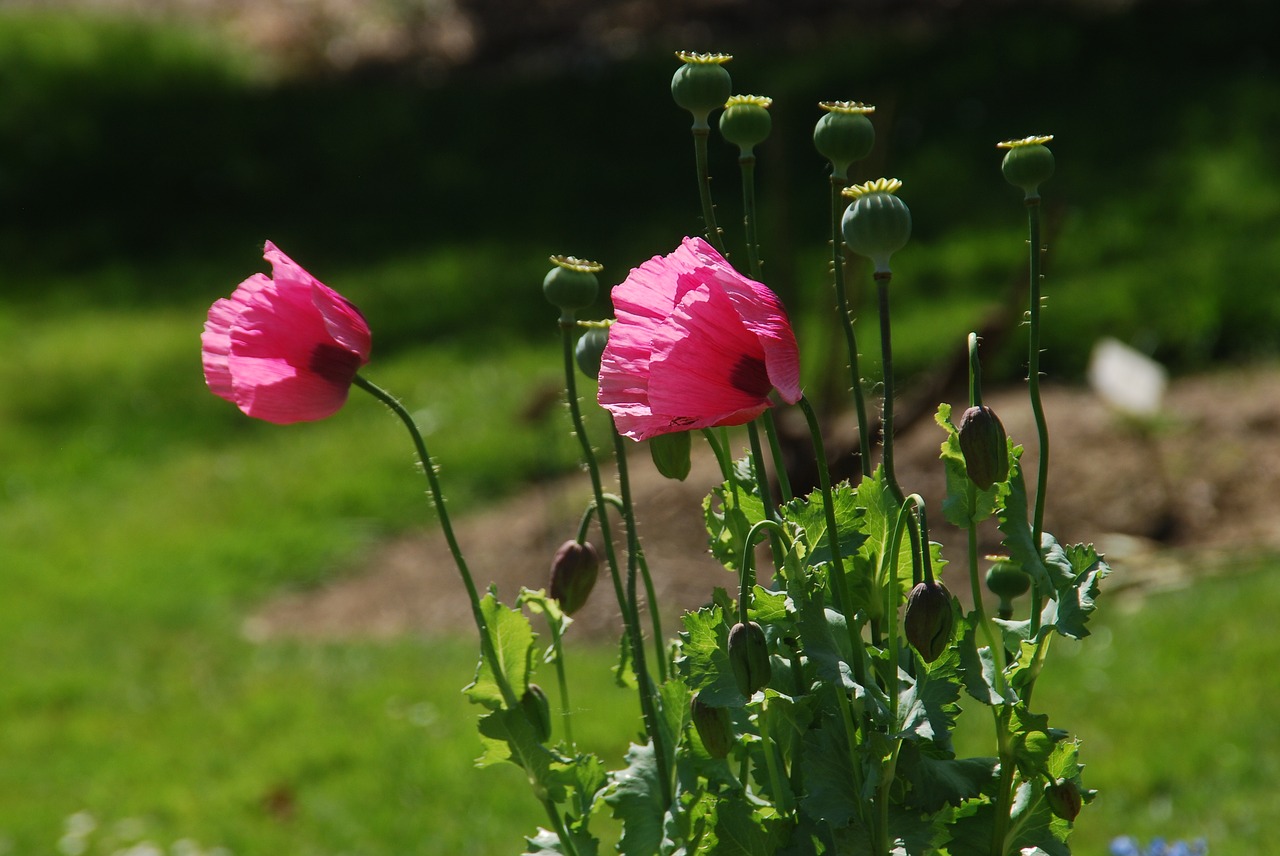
left=243, top=366, right=1280, bottom=643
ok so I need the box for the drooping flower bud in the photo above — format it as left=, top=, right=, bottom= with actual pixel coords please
left=671, top=52, right=733, bottom=129
left=575, top=324, right=610, bottom=381
left=1044, top=777, right=1083, bottom=822
left=998, top=135, right=1055, bottom=200
left=813, top=101, right=875, bottom=180
left=841, top=178, right=911, bottom=275
left=903, top=580, right=954, bottom=663
left=719, top=95, right=772, bottom=157
left=520, top=683, right=552, bottom=743
left=543, top=256, right=601, bottom=321
left=689, top=693, right=735, bottom=758
left=957, top=404, right=1010, bottom=490
left=548, top=540, right=599, bottom=615
left=727, top=620, right=771, bottom=697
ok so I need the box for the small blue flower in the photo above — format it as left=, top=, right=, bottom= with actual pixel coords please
left=1109, top=837, right=1208, bottom=856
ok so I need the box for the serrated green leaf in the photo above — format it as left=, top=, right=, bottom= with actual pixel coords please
left=605, top=742, right=668, bottom=856
left=704, top=465, right=768, bottom=572
left=523, top=825, right=600, bottom=856
left=786, top=562, right=855, bottom=692
left=896, top=741, right=999, bottom=813
left=466, top=592, right=537, bottom=710
left=699, top=796, right=790, bottom=856
left=749, top=585, right=790, bottom=626
left=1005, top=779, right=1071, bottom=856
left=781, top=483, right=868, bottom=570
left=958, top=614, right=1018, bottom=707
left=549, top=751, right=609, bottom=825
left=476, top=706, right=565, bottom=803
left=1052, top=542, right=1110, bottom=640
left=997, top=462, right=1074, bottom=602
left=895, top=643, right=962, bottom=747
left=676, top=606, right=744, bottom=707
left=798, top=713, right=864, bottom=830
left=519, top=587, right=572, bottom=663
left=659, top=678, right=692, bottom=765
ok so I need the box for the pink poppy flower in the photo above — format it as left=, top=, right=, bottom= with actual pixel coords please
left=598, top=236, right=801, bottom=441
left=203, top=241, right=371, bottom=424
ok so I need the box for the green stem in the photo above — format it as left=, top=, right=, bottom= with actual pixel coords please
left=876, top=274, right=904, bottom=504
left=541, top=798, right=581, bottom=856
left=761, top=411, right=793, bottom=502
left=693, top=127, right=725, bottom=254
left=831, top=177, right=872, bottom=475
left=1025, top=199, right=1050, bottom=636
left=353, top=375, right=518, bottom=710
left=701, top=428, right=732, bottom=482
left=547, top=618, right=575, bottom=748
left=759, top=697, right=791, bottom=816
left=990, top=705, right=1016, bottom=856
left=740, top=156, right=762, bottom=279
left=612, top=428, right=668, bottom=683
left=559, top=324, right=672, bottom=807
left=747, top=419, right=785, bottom=574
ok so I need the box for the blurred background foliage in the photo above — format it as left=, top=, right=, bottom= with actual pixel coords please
left=2, top=0, right=1279, bottom=853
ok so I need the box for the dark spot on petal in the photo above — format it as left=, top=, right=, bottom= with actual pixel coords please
left=309, top=343, right=363, bottom=387
left=729, top=355, right=772, bottom=399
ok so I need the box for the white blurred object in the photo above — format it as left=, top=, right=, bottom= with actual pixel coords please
left=1087, top=337, right=1168, bottom=416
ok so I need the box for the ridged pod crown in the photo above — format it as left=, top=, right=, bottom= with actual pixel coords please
left=999, top=135, right=1055, bottom=199
left=813, top=101, right=875, bottom=179
left=719, top=94, right=773, bottom=156
left=841, top=178, right=912, bottom=274
left=543, top=255, right=601, bottom=320
left=671, top=52, right=733, bottom=129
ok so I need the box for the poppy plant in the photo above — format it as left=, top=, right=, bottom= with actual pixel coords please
left=597, top=236, right=801, bottom=441
left=202, top=241, right=371, bottom=424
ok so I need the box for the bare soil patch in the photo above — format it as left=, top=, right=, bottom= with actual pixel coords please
left=244, top=366, right=1280, bottom=643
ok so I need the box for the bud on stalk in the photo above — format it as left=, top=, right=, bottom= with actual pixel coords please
left=520, top=683, right=552, bottom=743
left=549, top=540, right=599, bottom=615
left=1044, top=777, right=1083, bottom=821
left=904, top=580, right=954, bottom=663
left=727, top=620, right=771, bottom=697
left=958, top=404, right=1009, bottom=490
left=689, top=694, right=735, bottom=758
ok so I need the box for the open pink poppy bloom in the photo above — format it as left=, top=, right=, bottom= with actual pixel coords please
left=598, top=236, right=801, bottom=441
left=203, top=241, right=371, bottom=424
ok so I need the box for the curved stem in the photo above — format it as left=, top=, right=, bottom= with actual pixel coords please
left=831, top=176, right=872, bottom=475
left=875, top=274, right=904, bottom=503
left=692, top=128, right=725, bottom=254
left=353, top=374, right=518, bottom=709
left=747, top=419, right=785, bottom=574
left=559, top=324, right=672, bottom=807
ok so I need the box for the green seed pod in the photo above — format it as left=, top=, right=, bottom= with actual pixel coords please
left=1044, top=777, right=1083, bottom=822
left=671, top=52, right=733, bottom=129
left=574, top=325, right=610, bottom=380
left=903, top=580, right=954, bottom=663
left=548, top=540, right=599, bottom=615
left=649, top=429, right=692, bottom=481
left=985, top=558, right=1031, bottom=600
left=1017, top=730, right=1055, bottom=771
left=998, top=135, right=1055, bottom=199
left=727, top=620, right=771, bottom=698
left=814, top=101, right=875, bottom=179
left=520, top=683, right=552, bottom=743
left=689, top=694, right=735, bottom=758
left=841, top=178, right=912, bottom=274
left=719, top=95, right=772, bottom=156
left=957, top=404, right=1010, bottom=490
left=543, top=255, right=601, bottom=319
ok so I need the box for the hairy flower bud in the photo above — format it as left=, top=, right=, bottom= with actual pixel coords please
left=727, top=620, right=771, bottom=697
left=904, top=580, right=954, bottom=663
left=520, top=683, right=552, bottom=743
left=1044, top=777, right=1083, bottom=822
left=689, top=694, right=735, bottom=758
left=958, top=404, right=1010, bottom=490
left=549, top=540, right=599, bottom=615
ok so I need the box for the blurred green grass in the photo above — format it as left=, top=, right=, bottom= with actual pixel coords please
left=2, top=2, right=1279, bottom=853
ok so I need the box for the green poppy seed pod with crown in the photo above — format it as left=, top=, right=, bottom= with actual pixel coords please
left=904, top=580, right=954, bottom=663
left=841, top=178, right=912, bottom=274
left=689, top=694, right=735, bottom=758
left=549, top=540, right=599, bottom=615
left=719, top=95, right=772, bottom=157
left=999, top=135, right=1055, bottom=200
left=575, top=324, right=610, bottom=380
left=671, top=52, right=733, bottom=129
left=814, top=101, right=875, bottom=179
left=727, top=620, right=771, bottom=698
left=957, top=404, right=1010, bottom=490
left=520, top=683, right=552, bottom=743
left=985, top=558, right=1031, bottom=601
left=543, top=255, right=601, bottom=321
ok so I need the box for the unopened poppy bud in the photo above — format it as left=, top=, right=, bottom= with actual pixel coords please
left=575, top=325, right=610, bottom=380
left=520, top=683, right=552, bottom=743
left=985, top=558, right=1030, bottom=600
left=727, top=620, right=771, bottom=697
left=549, top=540, right=599, bottom=615
left=689, top=694, right=735, bottom=758
left=814, top=101, right=875, bottom=180
left=958, top=404, right=1010, bottom=490
left=998, top=135, right=1055, bottom=200
left=719, top=95, right=772, bottom=157
left=1044, top=777, right=1082, bottom=822
left=841, top=178, right=911, bottom=274
left=543, top=256, right=601, bottom=320
left=904, top=580, right=954, bottom=663
left=671, top=52, right=733, bottom=129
